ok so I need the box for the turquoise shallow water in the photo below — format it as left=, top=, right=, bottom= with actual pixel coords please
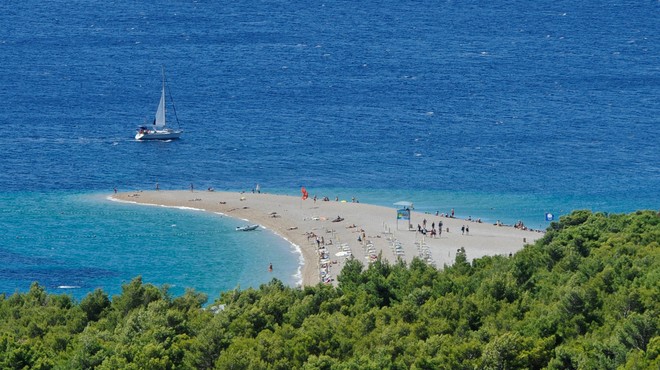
left=0, top=192, right=301, bottom=300
left=1, top=187, right=650, bottom=300
left=0, top=1, right=657, bottom=298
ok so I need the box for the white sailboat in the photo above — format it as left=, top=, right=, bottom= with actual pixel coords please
left=135, top=68, right=183, bottom=140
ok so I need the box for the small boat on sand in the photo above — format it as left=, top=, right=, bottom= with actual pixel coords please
left=236, top=224, right=259, bottom=231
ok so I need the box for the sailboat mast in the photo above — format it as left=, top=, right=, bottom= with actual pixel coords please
left=161, top=67, right=166, bottom=126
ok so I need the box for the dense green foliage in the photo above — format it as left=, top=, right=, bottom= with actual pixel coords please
left=1, top=210, right=658, bottom=369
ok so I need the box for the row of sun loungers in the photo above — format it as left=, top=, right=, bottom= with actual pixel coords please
left=318, top=238, right=355, bottom=284
left=364, top=241, right=378, bottom=263
left=416, top=240, right=436, bottom=267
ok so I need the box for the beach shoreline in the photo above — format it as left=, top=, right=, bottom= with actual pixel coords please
left=111, top=190, right=543, bottom=286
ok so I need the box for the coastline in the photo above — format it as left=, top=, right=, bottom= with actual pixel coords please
left=111, top=190, right=543, bottom=286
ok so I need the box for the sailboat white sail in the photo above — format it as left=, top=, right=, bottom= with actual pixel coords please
left=154, top=81, right=166, bottom=129
left=135, top=68, right=183, bottom=141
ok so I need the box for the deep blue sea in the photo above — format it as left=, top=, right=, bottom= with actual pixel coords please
left=1, top=1, right=658, bottom=300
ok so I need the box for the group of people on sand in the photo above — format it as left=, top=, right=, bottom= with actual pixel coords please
left=434, top=208, right=456, bottom=218
left=417, top=219, right=444, bottom=238
left=306, top=232, right=329, bottom=248
left=311, top=195, right=357, bottom=203
left=466, top=215, right=482, bottom=223
left=514, top=220, right=527, bottom=230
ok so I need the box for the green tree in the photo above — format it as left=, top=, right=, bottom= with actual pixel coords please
left=80, top=288, right=111, bottom=322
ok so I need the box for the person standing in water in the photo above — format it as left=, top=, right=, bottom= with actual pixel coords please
left=268, top=263, right=273, bottom=272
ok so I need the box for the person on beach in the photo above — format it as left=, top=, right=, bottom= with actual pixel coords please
left=461, top=225, right=465, bottom=235
left=113, top=187, right=117, bottom=194
left=156, top=182, right=160, bottom=191
left=190, top=183, right=194, bottom=192
left=466, top=226, right=470, bottom=235
left=451, top=208, right=455, bottom=217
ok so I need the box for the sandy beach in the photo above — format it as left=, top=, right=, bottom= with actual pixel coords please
left=112, top=190, right=543, bottom=286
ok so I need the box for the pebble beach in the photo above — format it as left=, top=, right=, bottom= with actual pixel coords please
left=113, top=190, right=543, bottom=286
